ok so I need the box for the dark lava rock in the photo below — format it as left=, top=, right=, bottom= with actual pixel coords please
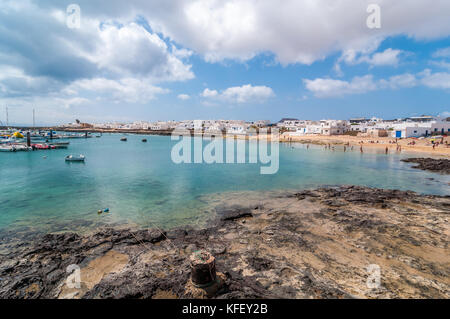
left=215, top=205, right=253, bottom=221
left=401, top=158, right=450, bottom=174
left=247, top=256, right=273, bottom=271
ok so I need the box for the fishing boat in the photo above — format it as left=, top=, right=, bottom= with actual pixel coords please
left=32, top=144, right=56, bottom=150
left=65, top=154, right=85, bottom=162
left=120, top=137, right=127, bottom=141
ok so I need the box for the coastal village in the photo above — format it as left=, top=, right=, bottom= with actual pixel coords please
left=2, top=115, right=449, bottom=155
left=62, top=115, right=450, bottom=139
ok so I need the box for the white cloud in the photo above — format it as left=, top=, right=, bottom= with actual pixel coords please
left=380, top=73, right=417, bottom=89
left=433, top=47, right=450, bottom=58
left=430, top=60, right=450, bottom=70
left=91, top=23, right=194, bottom=82
left=420, top=70, right=450, bottom=89
left=201, top=88, right=219, bottom=98
left=201, top=84, right=274, bottom=103
left=177, top=93, right=190, bottom=100
left=365, top=49, right=402, bottom=67
left=335, top=48, right=403, bottom=74
left=96, top=0, right=450, bottom=65
left=0, top=2, right=193, bottom=110
left=305, top=69, right=450, bottom=97
left=67, top=78, right=170, bottom=103
left=19, top=0, right=447, bottom=66
left=304, top=75, right=377, bottom=98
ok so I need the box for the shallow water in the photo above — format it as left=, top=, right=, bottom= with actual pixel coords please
left=0, top=134, right=448, bottom=234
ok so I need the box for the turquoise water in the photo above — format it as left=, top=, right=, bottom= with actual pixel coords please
left=0, top=134, right=448, bottom=234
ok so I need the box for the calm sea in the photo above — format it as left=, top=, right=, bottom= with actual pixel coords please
left=0, top=134, right=448, bottom=234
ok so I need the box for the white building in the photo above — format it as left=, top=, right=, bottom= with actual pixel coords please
left=319, top=120, right=350, bottom=135
left=253, top=120, right=271, bottom=128
left=227, top=124, right=247, bottom=135
left=389, top=117, right=450, bottom=138
left=277, top=118, right=302, bottom=131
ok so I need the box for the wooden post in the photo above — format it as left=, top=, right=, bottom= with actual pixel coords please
left=26, top=132, right=31, bottom=147
left=190, top=250, right=216, bottom=287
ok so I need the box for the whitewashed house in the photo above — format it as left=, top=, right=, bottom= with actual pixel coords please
left=320, top=120, right=350, bottom=135
left=388, top=117, right=450, bottom=138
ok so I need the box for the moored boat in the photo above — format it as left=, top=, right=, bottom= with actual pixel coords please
left=65, top=154, right=85, bottom=162
left=0, top=145, right=14, bottom=152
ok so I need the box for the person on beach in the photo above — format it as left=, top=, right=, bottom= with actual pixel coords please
left=360, top=145, right=363, bottom=153
left=385, top=147, right=388, bottom=154
left=344, top=146, right=346, bottom=152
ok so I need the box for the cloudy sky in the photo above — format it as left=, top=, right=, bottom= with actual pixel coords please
left=1, top=0, right=450, bottom=125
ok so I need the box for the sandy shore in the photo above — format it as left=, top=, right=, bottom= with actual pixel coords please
left=279, top=134, right=450, bottom=157
left=1, top=186, right=449, bottom=299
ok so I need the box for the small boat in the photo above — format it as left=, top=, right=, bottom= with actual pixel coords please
left=12, top=144, right=32, bottom=152
left=142, top=138, right=147, bottom=142
left=65, top=154, right=85, bottom=162
left=51, top=144, right=68, bottom=149
left=120, top=137, right=127, bottom=141
left=0, top=145, right=14, bottom=152
left=32, top=144, right=55, bottom=150
left=51, top=141, right=70, bottom=146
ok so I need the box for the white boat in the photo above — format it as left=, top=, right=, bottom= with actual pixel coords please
left=0, top=145, right=31, bottom=152
left=12, top=144, right=32, bottom=151
left=0, top=145, right=14, bottom=152
left=65, top=154, right=85, bottom=162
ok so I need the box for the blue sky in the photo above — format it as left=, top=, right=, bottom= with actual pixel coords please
left=0, top=0, right=450, bottom=125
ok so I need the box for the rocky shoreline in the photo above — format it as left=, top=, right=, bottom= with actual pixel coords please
left=0, top=186, right=449, bottom=299
left=401, top=158, right=450, bottom=174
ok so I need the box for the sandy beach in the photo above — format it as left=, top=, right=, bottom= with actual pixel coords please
left=279, top=134, right=450, bottom=157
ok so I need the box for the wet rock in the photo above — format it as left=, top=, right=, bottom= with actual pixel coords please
left=247, top=256, right=273, bottom=271
left=216, top=205, right=253, bottom=221
left=401, top=158, right=450, bottom=174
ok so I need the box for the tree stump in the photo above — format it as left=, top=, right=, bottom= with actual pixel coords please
left=190, top=250, right=216, bottom=287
